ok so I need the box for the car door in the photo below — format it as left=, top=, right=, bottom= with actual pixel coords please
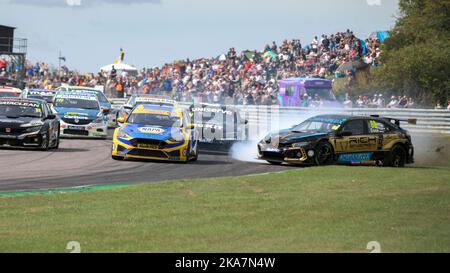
left=367, top=119, right=394, bottom=151
left=334, top=119, right=379, bottom=154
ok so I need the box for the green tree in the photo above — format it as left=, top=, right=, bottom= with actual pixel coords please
left=375, top=0, right=450, bottom=105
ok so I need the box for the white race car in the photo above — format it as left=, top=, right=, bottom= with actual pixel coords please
left=52, top=93, right=108, bottom=139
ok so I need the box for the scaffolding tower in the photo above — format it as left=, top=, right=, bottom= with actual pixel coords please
left=0, top=25, right=27, bottom=88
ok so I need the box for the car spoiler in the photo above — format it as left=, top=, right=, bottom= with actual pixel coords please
left=370, top=115, right=417, bottom=126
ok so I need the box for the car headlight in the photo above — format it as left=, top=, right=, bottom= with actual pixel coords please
left=25, top=126, right=43, bottom=133
left=117, top=130, right=132, bottom=139
left=292, top=142, right=309, bottom=148
left=167, top=137, right=184, bottom=144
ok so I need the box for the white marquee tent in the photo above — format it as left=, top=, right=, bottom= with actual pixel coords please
left=99, top=62, right=138, bottom=74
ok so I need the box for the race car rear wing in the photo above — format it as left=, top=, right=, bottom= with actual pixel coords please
left=370, top=115, right=417, bottom=126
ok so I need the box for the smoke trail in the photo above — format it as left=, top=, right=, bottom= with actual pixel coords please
left=411, top=133, right=450, bottom=166
left=229, top=106, right=335, bottom=163
left=229, top=106, right=450, bottom=166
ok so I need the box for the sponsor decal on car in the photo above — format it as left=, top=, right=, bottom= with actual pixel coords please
left=137, top=127, right=165, bottom=134
left=137, top=143, right=159, bottom=149
left=0, top=101, right=40, bottom=108
left=338, top=153, right=373, bottom=163
left=191, top=107, right=233, bottom=115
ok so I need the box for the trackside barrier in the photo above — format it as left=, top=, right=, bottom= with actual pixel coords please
left=109, top=98, right=450, bottom=134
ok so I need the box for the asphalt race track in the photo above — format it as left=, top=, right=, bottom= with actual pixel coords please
left=0, top=137, right=287, bottom=192
left=1, top=130, right=447, bottom=192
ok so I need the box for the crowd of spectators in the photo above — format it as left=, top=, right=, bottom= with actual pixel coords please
left=0, top=29, right=425, bottom=109
left=343, top=93, right=416, bottom=109
left=1, top=29, right=383, bottom=105
left=435, top=100, right=450, bottom=110
left=123, top=29, right=382, bottom=105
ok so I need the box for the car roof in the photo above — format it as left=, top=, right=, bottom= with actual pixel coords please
left=61, top=89, right=102, bottom=95
left=65, top=86, right=102, bottom=91
left=0, top=86, right=22, bottom=93
left=28, top=89, right=57, bottom=92
left=133, top=94, right=172, bottom=99
left=284, top=77, right=331, bottom=82
left=55, top=92, right=98, bottom=100
left=0, top=97, right=45, bottom=104
left=310, top=114, right=394, bottom=123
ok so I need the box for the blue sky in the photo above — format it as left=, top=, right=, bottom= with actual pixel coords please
left=1, top=0, right=399, bottom=72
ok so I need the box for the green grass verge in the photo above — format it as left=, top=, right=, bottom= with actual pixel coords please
left=1, top=164, right=449, bottom=253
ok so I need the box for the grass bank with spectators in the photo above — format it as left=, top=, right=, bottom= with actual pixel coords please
left=1, top=162, right=449, bottom=252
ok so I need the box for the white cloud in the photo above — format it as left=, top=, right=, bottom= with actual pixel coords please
left=366, top=0, right=382, bottom=6
left=8, top=0, right=161, bottom=7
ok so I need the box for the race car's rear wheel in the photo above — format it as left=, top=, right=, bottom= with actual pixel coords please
left=315, top=142, right=334, bottom=166
left=389, top=145, right=406, bottom=167
left=267, top=161, right=282, bottom=165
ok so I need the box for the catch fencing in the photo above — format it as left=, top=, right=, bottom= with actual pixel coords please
left=109, top=98, right=450, bottom=135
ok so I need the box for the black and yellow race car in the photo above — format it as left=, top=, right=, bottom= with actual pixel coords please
left=257, top=114, right=415, bottom=167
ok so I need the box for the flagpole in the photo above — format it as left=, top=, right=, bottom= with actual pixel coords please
left=58, top=50, right=61, bottom=76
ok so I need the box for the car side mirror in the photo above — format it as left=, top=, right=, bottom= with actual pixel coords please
left=124, top=106, right=133, bottom=110
left=337, top=131, right=352, bottom=137
left=102, top=108, right=110, bottom=115
left=244, top=119, right=249, bottom=125
left=47, top=114, right=56, bottom=120
left=117, top=117, right=125, bottom=123
left=187, top=123, right=195, bottom=129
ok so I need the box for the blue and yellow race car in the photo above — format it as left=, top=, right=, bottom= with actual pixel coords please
left=111, top=104, right=199, bottom=162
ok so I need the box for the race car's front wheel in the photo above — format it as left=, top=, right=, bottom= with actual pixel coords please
left=315, top=142, right=334, bottom=166
left=52, top=128, right=60, bottom=149
left=389, top=145, right=406, bottom=167
left=189, top=141, right=199, bottom=162
left=40, top=132, right=50, bottom=151
left=112, top=155, right=124, bottom=161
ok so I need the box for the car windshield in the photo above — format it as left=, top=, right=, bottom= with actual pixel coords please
left=127, top=113, right=181, bottom=127
left=54, top=98, right=99, bottom=110
left=292, top=119, right=341, bottom=133
left=305, top=88, right=336, bottom=101
left=67, top=89, right=109, bottom=104
left=0, top=104, right=42, bottom=118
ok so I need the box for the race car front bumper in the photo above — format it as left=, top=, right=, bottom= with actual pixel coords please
left=112, top=136, right=191, bottom=161
left=0, top=130, right=45, bottom=147
left=59, top=120, right=108, bottom=138
left=257, top=143, right=316, bottom=164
